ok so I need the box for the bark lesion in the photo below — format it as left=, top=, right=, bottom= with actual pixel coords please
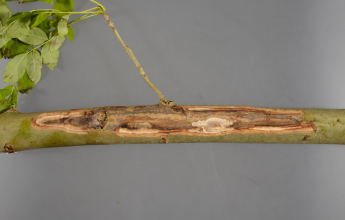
left=30, top=105, right=316, bottom=137
left=96, top=111, right=107, bottom=129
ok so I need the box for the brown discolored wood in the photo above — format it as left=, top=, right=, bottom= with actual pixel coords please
left=31, top=105, right=316, bottom=137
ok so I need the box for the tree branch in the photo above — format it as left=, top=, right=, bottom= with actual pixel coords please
left=1, top=105, right=343, bottom=153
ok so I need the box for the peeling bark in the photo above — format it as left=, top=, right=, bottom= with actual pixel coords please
left=1, top=105, right=345, bottom=152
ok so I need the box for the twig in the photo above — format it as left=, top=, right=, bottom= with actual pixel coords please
left=102, top=12, right=177, bottom=108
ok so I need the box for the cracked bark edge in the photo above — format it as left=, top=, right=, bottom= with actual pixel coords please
left=31, top=105, right=316, bottom=137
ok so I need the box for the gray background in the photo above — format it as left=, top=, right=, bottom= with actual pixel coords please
left=1, top=0, right=345, bottom=219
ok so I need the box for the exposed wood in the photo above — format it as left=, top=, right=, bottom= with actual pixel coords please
left=31, top=105, right=315, bottom=137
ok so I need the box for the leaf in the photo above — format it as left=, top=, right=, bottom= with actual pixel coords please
left=41, top=43, right=59, bottom=70
left=57, top=14, right=69, bottom=36
left=0, top=85, right=17, bottom=113
left=17, top=27, right=48, bottom=45
left=0, top=85, right=15, bottom=113
left=54, top=0, right=74, bottom=12
left=0, top=35, right=10, bottom=47
left=3, top=53, right=28, bottom=83
left=0, top=103, right=11, bottom=114
left=7, top=0, right=53, bottom=3
left=8, top=85, right=17, bottom=107
left=3, top=37, right=13, bottom=47
left=30, top=13, right=51, bottom=28
left=0, top=25, right=6, bottom=34
left=26, top=50, right=42, bottom=84
left=36, top=19, right=50, bottom=33
left=49, top=35, right=65, bottom=52
left=39, top=0, right=54, bottom=4
left=4, top=39, right=30, bottom=58
left=17, top=71, right=34, bottom=94
left=6, top=12, right=32, bottom=24
left=0, top=38, right=13, bottom=59
left=0, top=26, right=10, bottom=47
left=0, top=0, right=12, bottom=25
left=5, top=17, right=30, bottom=38
left=51, top=0, right=74, bottom=28
left=66, top=26, right=74, bottom=42
left=0, top=85, right=12, bottom=99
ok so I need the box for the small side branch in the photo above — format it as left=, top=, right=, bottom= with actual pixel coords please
left=102, top=12, right=177, bottom=108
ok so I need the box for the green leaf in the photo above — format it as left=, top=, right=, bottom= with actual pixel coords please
left=17, top=27, right=48, bottom=45
left=5, top=17, right=30, bottom=38
left=39, top=0, right=54, bottom=4
left=30, top=13, right=51, bottom=28
left=50, top=35, right=65, bottom=52
left=7, top=0, right=53, bottom=3
left=3, top=53, right=28, bottom=83
left=26, top=50, right=42, bottom=84
left=0, top=26, right=10, bottom=47
left=0, top=24, right=8, bottom=34
left=51, top=0, right=74, bottom=28
left=0, top=25, right=6, bottom=34
left=5, top=39, right=30, bottom=58
left=8, top=85, right=17, bottom=107
left=57, top=14, right=69, bottom=36
left=0, top=85, right=17, bottom=113
left=0, top=85, right=12, bottom=99
left=0, top=0, right=12, bottom=25
left=36, top=19, right=50, bottom=33
left=6, top=12, right=32, bottom=24
left=54, top=0, right=74, bottom=12
left=0, top=103, right=11, bottom=114
left=17, top=71, right=34, bottom=94
left=0, top=35, right=10, bottom=47
left=41, top=42, right=59, bottom=70
left=0, top=38, right=13, bottom=59
left=66, top=25, right=74, bottom=42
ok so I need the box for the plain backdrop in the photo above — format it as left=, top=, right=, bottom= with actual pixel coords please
left=1, top=0, right=345, bottom=219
